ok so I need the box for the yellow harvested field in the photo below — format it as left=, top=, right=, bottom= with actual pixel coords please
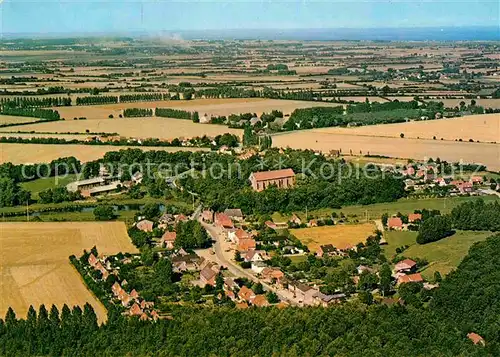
left=0, top=143, right=208, bottom=164
left=2, top=117, right=242, bottom=140
left=51, top=98, right=345, bottom=120
left=291, top=223, right=376, bottom=252
left=315, top=114, right=500, bottom=143
left=0, top=115, right=38, bottom=124
left=0, top=222, right=138, bottom=323
left=272, top=131, right=500, bottom=171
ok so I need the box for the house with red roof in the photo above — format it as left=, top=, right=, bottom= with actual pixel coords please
left=394, top=259, right=417, bottom=273
left=250, top=295, right=269, bottom=307
left=397, top=273, right=423, bottom=285
left=161, top=231, right=177, bottom=249
left=238, top=286, right=255, bottom=302
left=129, top=303, right=143, bottom=316
left=238, top=238, right=256, bottom=252
left=408, top=213, right=422, bottom=223
left=136, top=219, right=154, bottom=232
left=467, top=332, right=485, bottom=346
left=388, top=217, right=403, bottom=230
left=249, top=169, right=295, bottom=192
left=214, top=213, right=234, bottom=229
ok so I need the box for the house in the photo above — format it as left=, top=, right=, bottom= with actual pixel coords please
left=136, top=219, right=154, bottom=232
left=394, top=259, right=417, bottom=273
left=288, top=282, right=317, bottom=305
left=151, top=310, right=160, bottom=321
left=161, top=231, right=177, bottom=249
left=316, top=244, right=336, bottom=257
left=130, top=289, right=139, bottom=300
left=129, top=303, right=143, bottom=316
left=388, top=217, right=403, bottom=230
left=140, top=300, right=154, bottom=310
left=308, top=219, right=318, bottom=227
left=238, top=286, right=255, bottom=302
left=174, top=214, right=188, bottom=225
left=335, top=243, right=355, bottom=256
left=159, top=213, right=175, bottom=225
left=223, top=208, right=244, bottom=221
left=215, top=213, right=234, bottom=229
left=312, top=291, right=345, bottom=307
left=250, top=295, right=269, bottom=307
left=236, top=302, right=249, bottom=309
left=172, top=253, right=204, bottom=272
left=201, top=210, right=214, bottom=223
left=200, top=263, right=219, bottom=287
left=223, top=277, right=239, bottom=292
left=88, top=253, right=98, bottom=267
left=289, top=214, right=302, bottom=225
left=249, top=168, right=295, bottom=192
left=228, top=228, right=251, bottom=244
left=238, top=238, right=256, bottom=252
left=470, top=176, right=483, bottom=184
left=264, top=221, right=278, bottom=230
left=112, top=282, right=122, bottom=296
left=249, top=117, right=261, bottom=126
left=397, top=273, right=424, bottom=285
left=251, top=261, right=267, bottom=274
left=457, top=181, right=473, bottom=194
left=408, top=213, right=422, bottom=223
left=467, top=332, right=485, bottom=346
left=261, top=268, right=284, bottom=283
left=244, top=249, right=268, bottom=263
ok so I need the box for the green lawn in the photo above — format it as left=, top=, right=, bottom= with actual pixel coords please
left=20, top=174, right=78, bottom=200
left=384, top=230, right=493, bottom=280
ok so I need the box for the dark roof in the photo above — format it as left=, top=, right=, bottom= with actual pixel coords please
left=319, top=244, right=336, bottom=253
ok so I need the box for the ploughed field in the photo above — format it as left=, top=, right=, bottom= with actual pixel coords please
left=0, top=222, right=138, bottom=323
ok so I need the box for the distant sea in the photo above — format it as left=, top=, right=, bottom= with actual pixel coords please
left=3, top=27, right=499, bottom=41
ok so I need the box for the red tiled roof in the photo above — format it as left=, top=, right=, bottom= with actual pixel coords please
left=398, top=273, right=423, bottom=284
left=238, top=238, right=256, bottom=252
left=408, top=213, right=422, bottom=222
left=238, top=286, right=255, bottom=302
left=467, top=332, right=485, bottom=345
left=388, top=217, right=403, bottom=228
left=161, top=231, right=177, bottom=242
left=250, top=169, right=295, bottom=182
left=250, top=295, right=269, bottom=307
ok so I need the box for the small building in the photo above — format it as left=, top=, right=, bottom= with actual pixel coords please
left=214, top=213, right=234, bottom=229
left=397, top=273, right=424, bottom=285
left=289, top=214, right=302, bottom=225
left=250, top=295, right=269, bottom=307
left=200, top=264, right=218, bottom=287
left=316, top=244, right=336, bottom=257
left=238, top=238, right=256, bottom=252
left=238, top=286, right=255, bottom=302
left=249, top=168, right=295, bottom=192
left=228, top=228, right=252, bottom=244
left=136, top=220, right=154, bottom=233
left=261, top=268, right=284, bottom=283
left=161, top=231, right=177, bottom=249
left=244, top=249, right=268, bottom=263
left=201, top=210, right=214, bottom=223
left=408, top=213, right=422, bottom=223
left=467, top=332, right=485, bottom=346
left=223, top=208, right=244, bottom=221
left=394, top=259, right=417, bottom=273
left=388, top=217, right=403, bottom=230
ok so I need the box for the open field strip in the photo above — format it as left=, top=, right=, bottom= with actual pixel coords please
left=272, top=130, right=500, bottom=171
left=290, top=223, right=376, bottom=252
left=0, top=115, right=42, bottom=125
left=1, top=117, right=242, bottom=140
left=0, top=222, right=138, bottom=323
left=44, top=98, right=345, bottom=120
left=311, top=114, right=500, bottom=143
left=0, top=143, right=209, bottom=164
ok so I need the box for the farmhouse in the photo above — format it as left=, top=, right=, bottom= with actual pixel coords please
left=66, top=177, right=106, bottom=192
left=408, top=213, right=422, bottom=223
left=397, top=273, right=424, bottom=285
left=394, top=259, right=417, bottom=273
left=136, top=220, right=154, bottom=232
left=388, top=217, right=403, bottom=230
left=215, top=213, right=234, bottom=229
left=81, top=181, right=121, bottom=197
left=249, top=168, right=295, bottom=192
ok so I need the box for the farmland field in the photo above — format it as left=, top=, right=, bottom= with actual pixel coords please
left=314, top=113, right=500, bottom=143
left=290, top=223, right=376, bottom=252
left=0, top=115, right=40, bottom=125
left=2, top=117, right=242, bottom=140
left=0, top=143, right=209, bottom=164
left=272, top=130, right=500, bottom=171
left=0, top=222, right=138, bottom=323
left=383, top=230, right=493, bottom=279
left=50, top=98, right=345, bottom=120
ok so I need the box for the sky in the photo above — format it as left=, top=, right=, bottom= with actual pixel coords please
left=0, top=0, right=499, bottom=35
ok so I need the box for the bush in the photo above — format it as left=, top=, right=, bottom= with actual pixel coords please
left=416, top=215, right=453, bottom=244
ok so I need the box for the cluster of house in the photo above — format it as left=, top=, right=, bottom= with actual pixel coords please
left=316, top=243, right=356, bottom=257
left=87, top=253, right=159, bottom=321
left=392, top=259, right=428, bottom=287
left=387, top=213, right=422, bottom=230
left=401, top=166, right=486, bottom=195
left=134, top=212, right=190, bottom=249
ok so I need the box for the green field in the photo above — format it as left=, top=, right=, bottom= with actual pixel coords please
left=384, top=230, right=493, bottom=279
left=20, top=175, right=77, bottom=200
left=272, top=195, right=499, bottom=222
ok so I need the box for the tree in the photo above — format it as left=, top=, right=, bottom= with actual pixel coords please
left=141, top=246, right=155, bottom=266
left=253, top=282, right=264, bottom=295
left=234, top=251, right=243, bottom=262
left=93, top=205, right=115, bottom=221
left=266, top=291, right=279, bottom=304
left=400, top=133, right=405, bottom=138
left=358, top=291, right=373, bottom=305
left=155, top=258, right=173, bottom=285
left=381, top=213, right=389, bottom=227
left=417, top=215, right=453, bottom=244
left=379, top=263, right=392, bottom=296
left=142, top=203, right=160, bottom=220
